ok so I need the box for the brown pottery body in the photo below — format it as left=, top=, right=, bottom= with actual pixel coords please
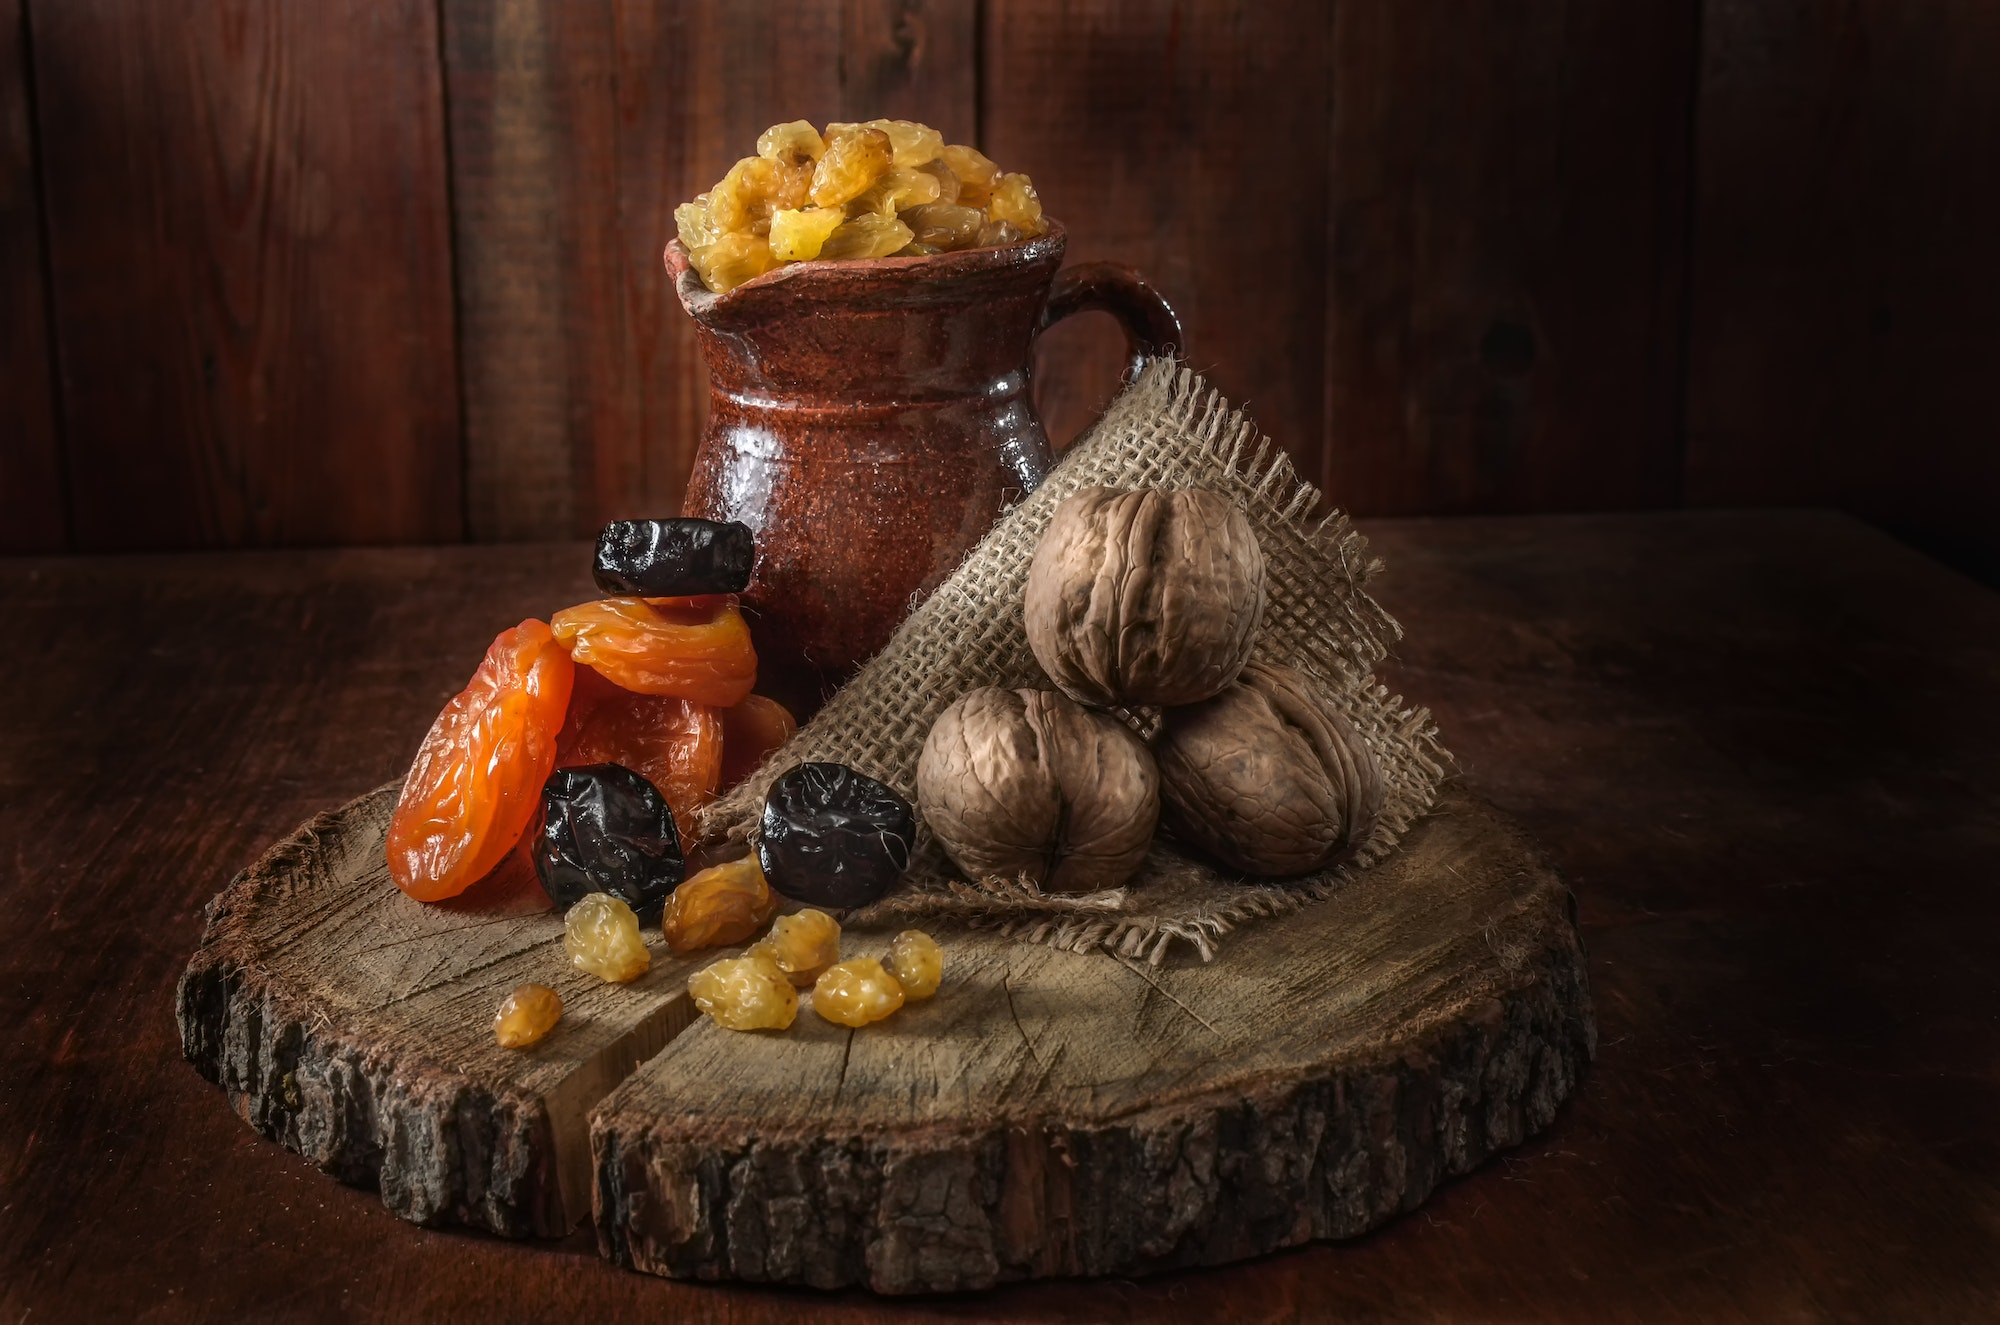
left=668, top=221, right=1177, bottom=715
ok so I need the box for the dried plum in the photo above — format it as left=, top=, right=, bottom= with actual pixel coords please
left=534, top=764, right=685, bottom=918
left=757, top=763, right=915, bottom=908
left=592, top=518, right=755, bottom=598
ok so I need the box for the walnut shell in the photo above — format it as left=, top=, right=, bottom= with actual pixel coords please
left=1024, top=487, right=1265, bottom=707
left=916, top=686, right=1159, bottom=893
left=1154, top=661, right=1384, bottom=877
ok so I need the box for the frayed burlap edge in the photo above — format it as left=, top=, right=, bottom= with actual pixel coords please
left=700, top=358, right=1453, bottom=963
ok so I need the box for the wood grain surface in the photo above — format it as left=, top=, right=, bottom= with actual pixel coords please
left=30, top=0, right=462, bottom=550
left=1686, top=0, right=2000, bottom=582
left=0, top=0, right=62, bottom=552
left=3, top=511, right=1997, bottom=1318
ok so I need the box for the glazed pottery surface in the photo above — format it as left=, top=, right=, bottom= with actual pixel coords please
left=668, top=221, right=1178, bottom=715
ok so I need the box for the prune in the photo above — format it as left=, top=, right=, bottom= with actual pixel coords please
left=811, top=959, right=905, bottom=1027
left=883, top=930, right=943, bottom=999
left=389, top=619, right=575, bottom=902
left=662, top=855, right=779, bottom=953
left=550, top=595, right=757, bottom=707
left=688, top=954, right=798, bottom=1030
left=758, top=763, right=916, bottom=907
left=746, top=908, right=842, bottom=986
left=718, top=694, right=796, bottom=788
left=556, top=675, right=721, bottom=843
left=564, top=892, right=652, bottom=983
left=534, top=764, right=684, bottom=919
left=592, top=518, right=755, bottom=598
left=493, top=983, right=563, bottom=1048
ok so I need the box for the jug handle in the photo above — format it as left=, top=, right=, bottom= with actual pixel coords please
left=1038, top=262, right=1183, bottom=383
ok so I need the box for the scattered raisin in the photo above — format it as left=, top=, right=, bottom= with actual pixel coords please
left=883, top=930, right=944, bottom=999
left=533, top=764, right=684, bottom=919
left=758, top=763, right=916, bottom=907
left=564, top=892, right=652, bottom=983
left=688, top=954, right=798, bottom=1031
left=812, top=959, right=905, bottom=1027
left=389, top=619, right=575, bottom=902
left=592, top=518, right=755, bottom=598
left=662, top=855, right=780, bottom=953
left=493, top=983, right=563, bottom=1048
left=746, top=908, right=842, bottom=987
left=550, top=595, right=757, bottom=708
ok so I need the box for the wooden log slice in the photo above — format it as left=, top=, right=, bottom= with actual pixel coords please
left=178, top=784, right=1593, bottom=1290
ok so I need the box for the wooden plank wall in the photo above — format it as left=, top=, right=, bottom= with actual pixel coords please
left=3, top=0, right=1996, bottom=581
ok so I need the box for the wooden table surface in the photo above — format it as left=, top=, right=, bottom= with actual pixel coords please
left=3, top=510, right=1996, bottom=1321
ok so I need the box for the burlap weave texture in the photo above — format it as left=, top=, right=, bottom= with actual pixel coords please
left=701, top=359, right=1451, bottom=962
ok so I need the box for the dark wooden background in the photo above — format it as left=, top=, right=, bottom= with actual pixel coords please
left=4, top=1, right=1995, bottom=581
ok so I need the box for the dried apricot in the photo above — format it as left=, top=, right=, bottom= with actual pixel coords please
left=718, top=694, right=796, bottom=788
left=662, top=855, right=779, bottom=953
left=388, top=619, right=575, bottom=902
left=550, top=595, right=757, bottom=708
left=556, top=680, right=722, bottom=842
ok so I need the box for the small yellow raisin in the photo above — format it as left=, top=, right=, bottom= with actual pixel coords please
left=819, top=214, right=914, bottom=261
left=757, top=119, right=826, bottom=165
left=768, top=206, right=847, bottom=262
left=812, top=958, right=905, bottom=1027
left=986, top=173, right=1044, bottom=236
left=493, top=983, right=563, bottom=1048
left=688, top=954, right=798, bottom=1031
left=675, top=196, right=717, bottom=249
left=846, top=166, right=942, bottom=219
left=915, top=159, right=961, bottom=205
left=825, top=119, right=944, bottom=168
left=883, top=930, right=943, bottom=999
left=690, top=233, right=780, bottom=293
left=940, top=144, right=1001, bottom=206
left=976, top=218, right=1022, bottom=249
left=895, top=242, right=943, bottom=257
left=662, top=855, right=780, bottom=953
left=747, top=908, right=841, bottom=986
left=810, top=128, right=894, bottom=207
left=901, top=202, right=986, bottom=252
left=564, top=892, right=652, bottom=983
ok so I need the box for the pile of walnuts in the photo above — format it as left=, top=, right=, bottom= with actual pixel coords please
left=917, top=487, right=1385, bottom=891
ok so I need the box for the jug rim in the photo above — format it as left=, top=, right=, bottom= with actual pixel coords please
left=666, top=218, right=1068, bottom=314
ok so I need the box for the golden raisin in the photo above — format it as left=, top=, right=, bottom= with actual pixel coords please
left=757, top=119, right=825, bottom=165
left=709, top=156, right=811, bottom=235
left=845, top=166, right=942, bottom=219
left=977, top=218, right=1022, bottom=249
left=768, top=206, right=846, bottom=262
left=810, top=128, right=893, bottom=207
left=675, top=196, right=717, bottom=250
left=820, top=213, right=914, bottom=261
left=662, top=855, right=779, bottom=953
left=689, top=232, right=779, bottom=294
left=564, top=892, right=652, bottom=983
left=986, top=173, right=1045, bottom=236
left=901, top=202, right=986, bottom=252
left=493, top=983, right=563, bottom=1048
left=812, top=958, right=905, bottom=1027
left=688, top=954, right=798, bottom=1030
left=940, top=144, right=1000, bottom=207
left=915, top=159, right=961, bottom=205
left=747, top=908, right=841, bottom=986
left=883, top=930, right=943, bottom=999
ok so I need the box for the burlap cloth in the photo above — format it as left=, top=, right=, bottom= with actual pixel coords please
left=701, top=358, right=1451, bottom=963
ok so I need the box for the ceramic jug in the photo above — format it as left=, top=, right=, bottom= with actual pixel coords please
left=667, top=220, right=1179, bottom=716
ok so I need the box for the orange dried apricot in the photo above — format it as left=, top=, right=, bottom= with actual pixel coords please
left=718, top=694, right=797, bottom=788
left=388, top=619, right=575, bottom=902
left=550, top=595, right=757, bottom=708
left=556, top=677, right=722, bottom=843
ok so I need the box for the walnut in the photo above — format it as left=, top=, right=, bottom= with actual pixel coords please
left=1154, top=661, right=1384, bottom=876
left=916, top=686, right=1159, bottom=893
left=1024, top=487, right=1265, bottom=708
